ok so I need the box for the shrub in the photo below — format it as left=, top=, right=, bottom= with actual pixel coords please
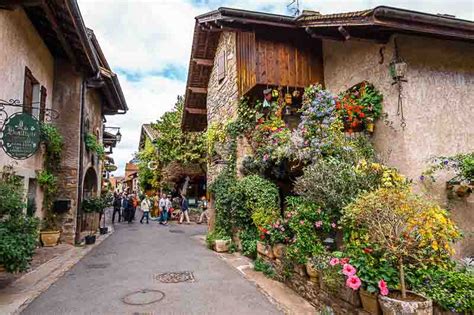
left=209, top=170, right=239, bottom=236
left=343, top=187, right=461, bottom=298
left=0, top=166, right=24, bottom=217
left=235, top=175, right=280, bottom=228
left=239, top=227, right=259, bottom=258
left=254, top=258, right=275, bottom=278
left=0, top=214, right=39, bottom=273
left=408, top=267, right=474, bottom=313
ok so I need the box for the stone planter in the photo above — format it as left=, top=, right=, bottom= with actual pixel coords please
left=214, top=239, right=230, bottom=253
left=305, top=261, right=320, bottom=284
left=293, top=263, right=306, bottom=277
left=272, top=243, right=286, bottom=258
left=337, top=285, right=361, bottom=308
left=40, top=230, right=60, bottom=247
left=360, top=289, right=382, bottom=315
left=378, top=291, right=432, bottom=315
left=256, top=241, right=274, bottom=259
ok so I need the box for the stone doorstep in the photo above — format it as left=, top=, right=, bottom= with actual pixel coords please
left=214, top=252, right=318, bottom=315
left=0, top=229, right=113, bottom=315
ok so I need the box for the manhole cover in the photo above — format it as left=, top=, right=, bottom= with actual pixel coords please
left=86, top=263, right=110, bottom=269
left=154, top=271, right=195, bottom=283
left=122, top=289, right=165, bottom=306
left=169, top=229, right=184, bottom=234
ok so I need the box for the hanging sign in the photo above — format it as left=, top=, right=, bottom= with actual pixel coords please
left=1, top=113, right=40, bottom=159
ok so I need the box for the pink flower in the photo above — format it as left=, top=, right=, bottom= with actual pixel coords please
left=300, top=220, right=305, bottom=225
left=346, top=275, right=361, bottom=290
left=340, top=258, right=350, bottom=265
left=329, top=258, right=339, bottom=266
left=331, top=222, right=337, bottom=228
left=342, top=264, right=357, bottom=276
left=378, top=280, right=389, bottom=296
left=286, top=213, right=292, bottom=218
left=315, top=221, right=323, bottom=228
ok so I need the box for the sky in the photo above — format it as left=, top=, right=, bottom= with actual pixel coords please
left=77, top=0, right=474, bottom=176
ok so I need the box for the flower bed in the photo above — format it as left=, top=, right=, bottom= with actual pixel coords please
left=206, top=84, right=473, bottom=315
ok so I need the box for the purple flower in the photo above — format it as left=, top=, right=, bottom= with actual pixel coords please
left=419, top=175, right=425, bottom=181
left=443, top=160, right=449, bottom=165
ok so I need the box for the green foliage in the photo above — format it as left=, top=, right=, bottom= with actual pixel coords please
left=137, top=137, right=160, bottom=191
left=205, top=230, right=230, bottom=249
left=235, top=175, right=280, bottom=228
left=0, top=215, right=39, bottom=272
left=408, top=267, right=474, bottom=312
left=423, top=152, right=474, bottom=183
left=285, top=197, right=326, bottom=264
left=254, top=258, right=275, bottom=278
left=205, top=122, right=227, bottom=157
left=0, top=166, right=25, bottom=217
left=40, top=123, right=63, bottom=170
left=209, top=170, right=238, bottom=237
left=85, top=132, right=105, bottom=158
left=152, top=96, right=206, bottom=166
left=82, top=196, right=109, bottom=214
left=343, top=187, right=461, bottom=297
left=239, top=227, right=259, bottom=258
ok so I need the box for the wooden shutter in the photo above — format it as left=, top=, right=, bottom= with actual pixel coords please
left=23, top=68, right=33, bottom=114
left=217, top=52, right=225, bottom=82
left=39, top=86, right=47, bottom=122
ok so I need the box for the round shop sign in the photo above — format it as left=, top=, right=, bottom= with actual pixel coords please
left=1, top=113, right=41, bottom=159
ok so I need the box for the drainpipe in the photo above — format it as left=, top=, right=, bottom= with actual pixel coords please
left=75, top=78, right=86, bottom=244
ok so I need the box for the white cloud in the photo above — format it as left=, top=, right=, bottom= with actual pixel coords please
left=77, top=0, right=473, bottom=175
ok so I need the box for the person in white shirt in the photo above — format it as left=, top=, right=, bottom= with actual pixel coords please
left=165, top=195, right=173, bottom=221
left=140, top=195, right=151, bottom=224
left=158, top=194, right=168, bottom=225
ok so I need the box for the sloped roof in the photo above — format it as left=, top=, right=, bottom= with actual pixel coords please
left=139, top=124, right=160, bottom=150
left=181, top=6, right=473, bottom=132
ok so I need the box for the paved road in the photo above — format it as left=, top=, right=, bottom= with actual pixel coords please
left=22, top=210, right=281, bottom=315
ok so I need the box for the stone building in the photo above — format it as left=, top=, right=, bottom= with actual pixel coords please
left=0, top=1, right=128, bottom=244
left=181, top=7, right=473, bottom=256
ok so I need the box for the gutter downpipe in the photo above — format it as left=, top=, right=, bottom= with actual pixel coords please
left=75, top=77, right=86, bottom=244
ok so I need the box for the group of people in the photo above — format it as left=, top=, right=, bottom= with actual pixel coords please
left=112, top=191, right=209, bottom=226
left=112, top=192, right=140, bottom=224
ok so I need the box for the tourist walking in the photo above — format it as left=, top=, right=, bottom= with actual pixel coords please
left=140, top=195, right=151, bottom=224
left=131, top=192, right=139, bottom=221
left=127, top=194, right=135, bottom=223
left=121, top=193, right=129, bottom=222
left=158, top=193, right=168, bottom=225
left=197, top=196, right=208, bottom=224
left=112, top=193, right=122, bottom=223
left=179, top=193, right=190, bottom=224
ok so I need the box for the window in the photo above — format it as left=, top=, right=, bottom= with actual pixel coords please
left=217, top=52, right=225, bottom=82
left=23, top=67, right=38, bottom=115
left=23, top=67, right=46, bottom=121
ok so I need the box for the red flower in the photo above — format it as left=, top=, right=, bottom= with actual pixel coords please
left=359, top=112, right=366, bottom=118
left=363, top=247, right=373, bottom=254
left=260, top=234, right=265, bottom=240
left=340, top=258, right=350, bottom=265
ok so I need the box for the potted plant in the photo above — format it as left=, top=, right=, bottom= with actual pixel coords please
left=40, top=213, right=61, bottom=247
left=82, top=197, right=102, bottom=245
left=343, top=188, right=461, bottom=314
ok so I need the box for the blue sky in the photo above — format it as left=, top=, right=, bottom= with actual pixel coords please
left=77, top=0, right=473, bottom=175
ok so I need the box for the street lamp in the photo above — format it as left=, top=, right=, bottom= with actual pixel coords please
left=116, top=130, right=122, bottom=143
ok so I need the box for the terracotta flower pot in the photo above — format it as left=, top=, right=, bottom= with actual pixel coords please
left=305, top=261, right=320, bottom=284
left=272, top=243, right=286, bottom=258
left=256, top=241, right=274, bottom=259
left=378, top=291, right=432, bottom=315
left=214, top=239, right=230, bottom=253
left=360, top=289, right=382, bottom=315
left=40, top=230, right=60, bottom=247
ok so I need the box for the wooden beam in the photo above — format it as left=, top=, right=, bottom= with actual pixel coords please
left=186, top=107, right=207, bottom=115
left=40, top=1, right=78, bottom=66
left=188, top=87, right=208, bottom=94
left=0, top=0, right=42, bottom=6
left=193, top=58, right=214, bottom=66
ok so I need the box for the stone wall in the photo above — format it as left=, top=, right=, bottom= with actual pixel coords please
left=206, top=31, right=239, bottom=184
left=322, top=34, right=474, bottom=257
left=258, top=252, right=368, bottom=315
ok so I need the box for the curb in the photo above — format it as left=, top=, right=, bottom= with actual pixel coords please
left=0, top=229, right=114, bottom=315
